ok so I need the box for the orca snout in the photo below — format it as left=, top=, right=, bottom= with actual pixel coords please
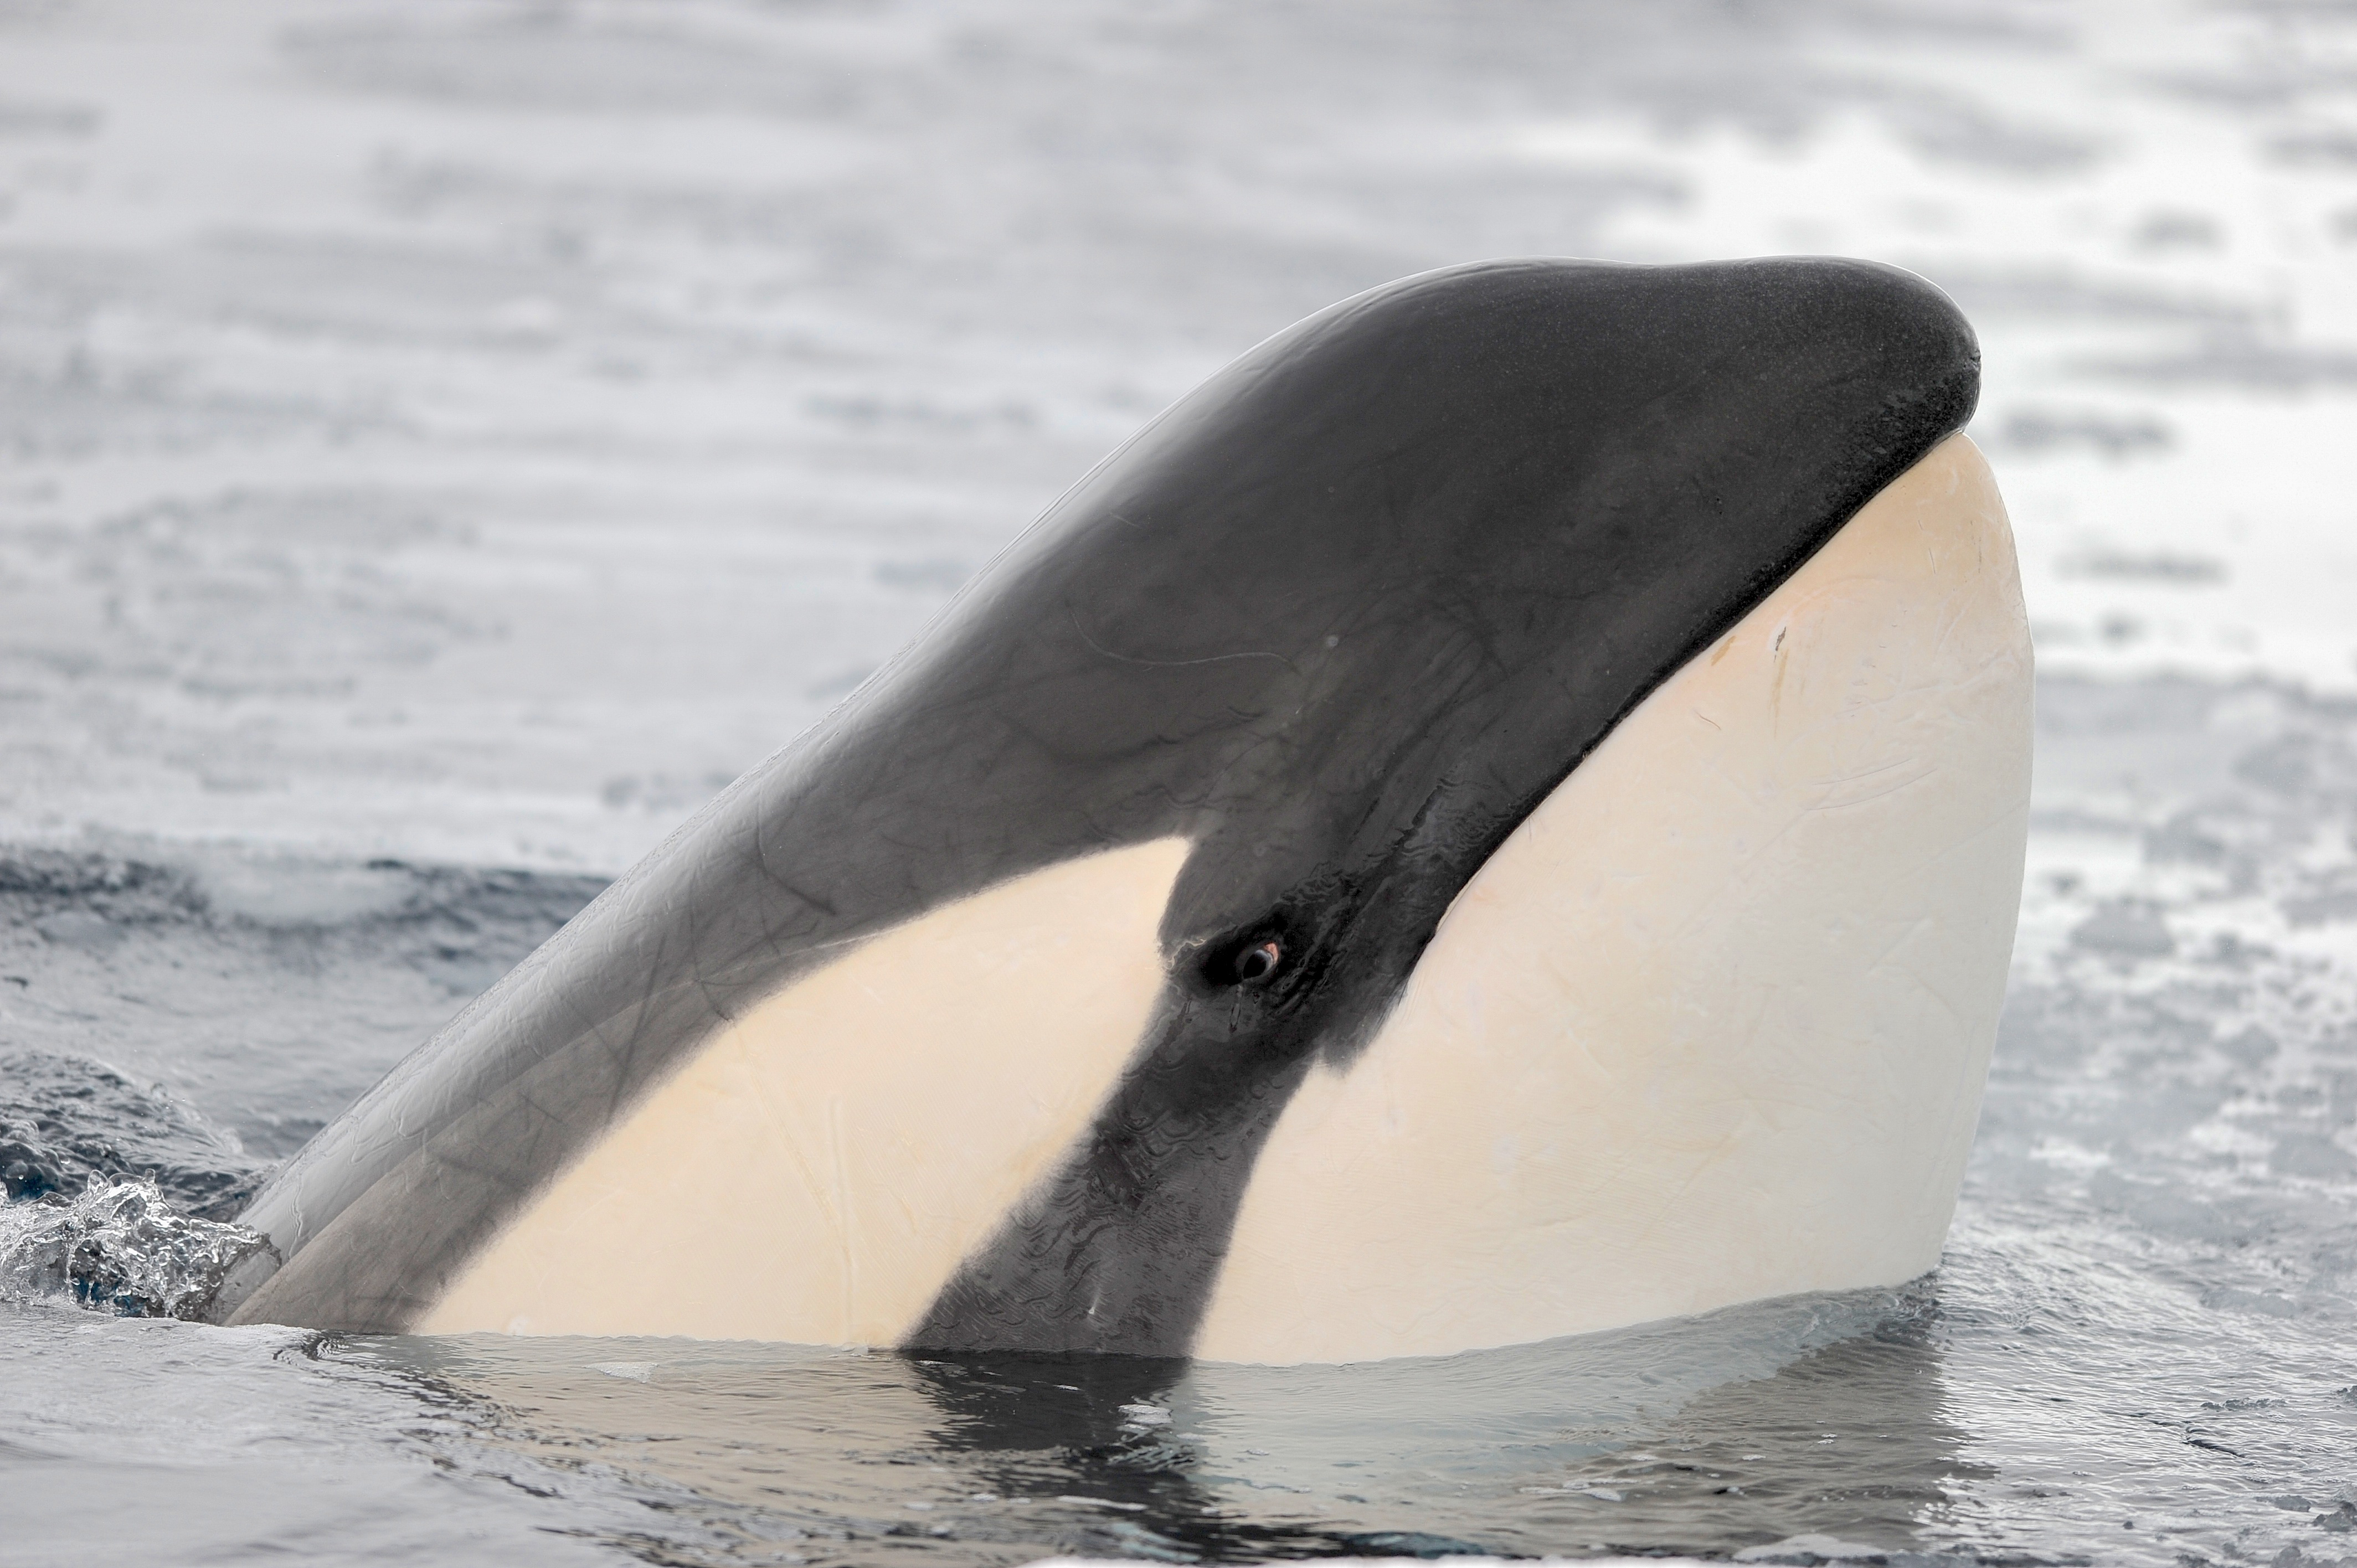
left=1192, top=431, right=2031, bottom=1363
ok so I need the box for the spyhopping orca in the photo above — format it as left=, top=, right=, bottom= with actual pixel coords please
left=208, top=257, right=2031, bottom=1365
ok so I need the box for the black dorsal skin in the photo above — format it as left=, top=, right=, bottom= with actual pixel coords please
left=217, top=257, right=1979, bottom=1350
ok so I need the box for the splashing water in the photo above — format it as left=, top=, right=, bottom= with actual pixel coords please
left=0, top=1180, right=272, bottom=1321
left=0, top=1049, right=278, bottom=1318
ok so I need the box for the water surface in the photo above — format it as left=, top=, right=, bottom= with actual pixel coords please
left=5, top=1, right=2357, bottom=1563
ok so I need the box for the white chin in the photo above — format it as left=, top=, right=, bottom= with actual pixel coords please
left=1196, top=432, right=2034, bottom=1365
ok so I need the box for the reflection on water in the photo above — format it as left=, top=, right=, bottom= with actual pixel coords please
left=343, top=1285, right=1979, bottom=1564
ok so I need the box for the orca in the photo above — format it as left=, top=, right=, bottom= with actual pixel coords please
left=208, top=257, right=2032, bottom=1364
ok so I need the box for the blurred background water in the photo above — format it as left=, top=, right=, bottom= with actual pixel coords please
left=2, top=1, right=2356, bottom=1564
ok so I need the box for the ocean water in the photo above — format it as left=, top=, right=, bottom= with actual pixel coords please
left=3, top=1, right=2356, bottom=1563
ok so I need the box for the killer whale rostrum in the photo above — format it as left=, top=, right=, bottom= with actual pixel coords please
left=208, top=257, right=2032, bottom=1364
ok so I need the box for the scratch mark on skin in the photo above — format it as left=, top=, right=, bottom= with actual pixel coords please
left=602, top=932, right=671, bottom=1126
left=1807, top=764, right=1938, bottom=813
left=1068, top=604, right=1303, bottom=677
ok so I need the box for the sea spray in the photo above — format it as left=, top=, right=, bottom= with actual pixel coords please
left=0, top=1179, right=275, bottom=1319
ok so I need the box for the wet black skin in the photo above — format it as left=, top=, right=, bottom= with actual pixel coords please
left=215, top=256, right=1979, bottom=1353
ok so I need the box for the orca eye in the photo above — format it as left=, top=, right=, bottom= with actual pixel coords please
left=1233, top=940, right=1283, bottom=985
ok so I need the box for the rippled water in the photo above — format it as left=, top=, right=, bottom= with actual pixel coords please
left=5, top=1, right=2357, bottom=1564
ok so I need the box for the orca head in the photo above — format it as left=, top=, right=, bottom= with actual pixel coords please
left=221, top=257, right=2026, bottom=1363
left=897, top=256, right=2024, bottom=1359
